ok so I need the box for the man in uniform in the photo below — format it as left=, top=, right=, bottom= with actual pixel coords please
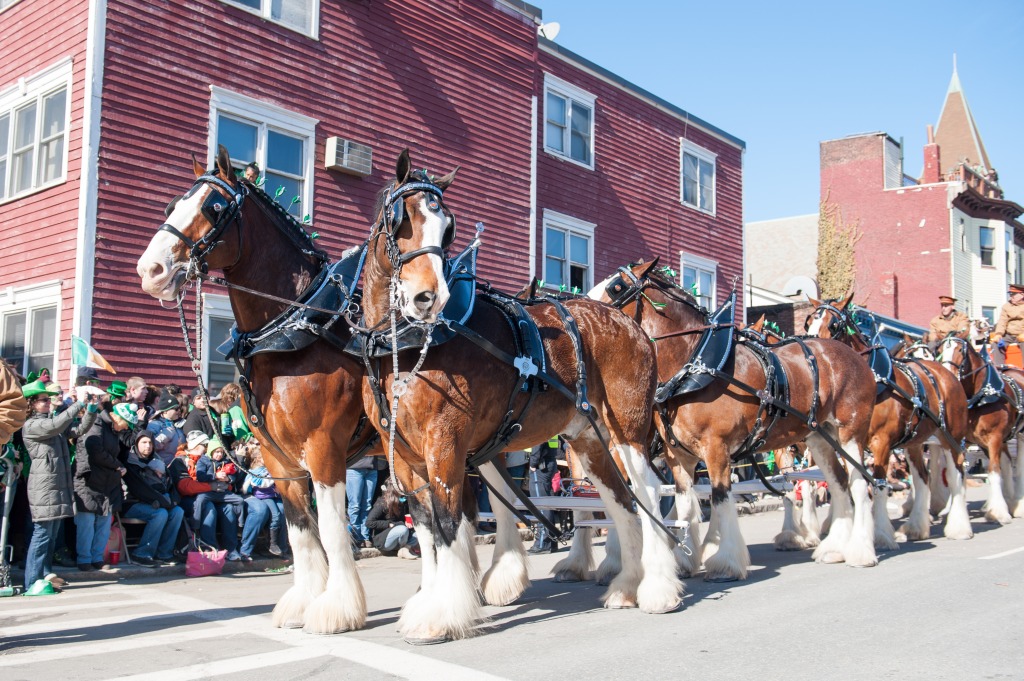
left=990, top=284, right=1024, bottom=365
left=927, top=295, right=969, bottom=344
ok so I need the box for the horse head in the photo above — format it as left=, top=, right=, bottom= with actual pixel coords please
left=369, top=149, right=458, bottom=323
left=805, top=292, right=856, bottom=339
left=589, top=257, right=661, bottom=307
left=936, top=330, right=977, bottom=378
left=893, top=332, right=934, bottom=361
left=137, top=146, right=247, bottom=300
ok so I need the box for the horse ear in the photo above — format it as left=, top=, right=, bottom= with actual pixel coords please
left=435, top=166, right=459, bottom=190
left=215, top=145, right=234, bottom=182
left=751, top=314, right=766, bottom=332
left=192, top=154, right=205, bottom=178
left=396, top=149, right=411, bottom=184
left=637, top=256, right=661, bottom=278
left=806, top=295, right=822, bottom=308
left=840, top=291, right=855, bottom=310
left=903, top=333, right=914, bottom=344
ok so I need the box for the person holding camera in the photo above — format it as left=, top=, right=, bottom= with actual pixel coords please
left=123, top=430, right=184, bottom=566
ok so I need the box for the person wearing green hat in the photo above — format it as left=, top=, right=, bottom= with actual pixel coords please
left=106, top=380, right=128, bottom=402
left=72, top=401, right=134, bottom=572
left=21, top=381, right=100, bottom=591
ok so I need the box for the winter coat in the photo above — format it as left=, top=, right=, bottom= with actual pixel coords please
left=146, top=416, right=185, bottom=467
left=0, top=361, right=27, bottom=445
left=124, top=449, right=175, bottom=510
left=22, top=402, right=95, bottom=522
left=74, top=410, right=125, bottom=515
left=181, top=407, right=216, bottom=440
left=195, top=455, right=241, bottom=492
left=366, top=495, right=411, bottom=550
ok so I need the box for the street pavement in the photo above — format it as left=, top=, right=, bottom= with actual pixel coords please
left=1, top=484, right=1023, bottom=680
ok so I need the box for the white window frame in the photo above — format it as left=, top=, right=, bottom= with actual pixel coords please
left=679, top=140, right=717, bottom=215
left=209, top=86, right=317, bottom=220
left=0, top=280, right=62, bottom=378
left=680, top=251, right=718, bottom=309
left=219, top=0, right=320, bottom=39
left=0, top=58, right=72, bottom=205
left=201, top=292, right=240, bottom=388
left=543, top=73, right=596, bottom=170
left=979, top=225, right=995, bottom=267
left=542, top=210, right=595, bottom=294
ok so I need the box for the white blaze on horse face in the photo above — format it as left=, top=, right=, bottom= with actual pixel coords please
left=399, top=195, right=450, bottom=321
left=137, top=187, right=209, bottom=300
left=587, top=274, right=617, bottom=301
left=805, top=311, right=825, bottom=337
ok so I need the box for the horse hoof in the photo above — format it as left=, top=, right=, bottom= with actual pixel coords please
left=816, top=551, right=845, bottom=564
left=643, top=600, right=683, bottom=614
left=704, top=575, right=739, bottom=583
left=604, top=593, right=638, bottom=609
left=280, top=619, right=304, bottom=629
left=404, top=635, right=450, bottom=646
left=553, top=571, right=584, bottom=583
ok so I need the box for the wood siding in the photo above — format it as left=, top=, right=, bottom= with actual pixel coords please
left=0, top=0, right=90, bottom=386
left=536, top=50, right=745, bottom=311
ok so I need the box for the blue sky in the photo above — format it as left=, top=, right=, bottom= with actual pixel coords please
left=537, top=0, right=1024, bottom=223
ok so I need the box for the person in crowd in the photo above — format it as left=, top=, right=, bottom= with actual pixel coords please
left=106, top=380, right=128, bottom=404
left=239, top=443, right=288, bottom=560
left=74, top=402, right=134, bottom=571
left=887, top=451, right=911, bottom=492
left=244, top=162, right=261, bottom=184
left=927, top=296, right=969, bottom=345
left=181, top=387, right=217, bottom=439
left=208, top=383, right=251, bottom=447
left=147, top=391, right=186, bottom=467
left=22, top=380, right=98, bottom=589
left=990, top=284, right=1024, bottom=364
left=75, top=367, right=102, bottom=389
left=193, top=437, right=243, bottom=561
left=505, top=449, right=529, bottom=492
left=169, top=430, right=211, bottom=516
left=125, top=377, right=152, bottom=420
left=123, top=430, right=184, bottom=567
left=346, top=453, right=384, bottom=548
left=365, top=478, right=419, bottom=559
left=527, top=437, right=560, bottom=554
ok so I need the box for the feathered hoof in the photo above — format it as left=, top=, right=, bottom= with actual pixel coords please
left=603, top=591, right=638, bottom=609
left=898, top=522, right=930, bottom=542
left=774, top=531, right=809, bottom=551
left=553, top=570, right=586, bottom=583
left=985, top=510, right=1013, bottom=525
left=813, top=549, right=845, bottom=564
left=404, top=635, right=450, bottom=646
left=704, top=574, right=740, bottom=583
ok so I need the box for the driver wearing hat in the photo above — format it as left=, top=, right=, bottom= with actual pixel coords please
left=927, top=295, right=969, bottom=343
left=990, top=284, right=1024, bottom=346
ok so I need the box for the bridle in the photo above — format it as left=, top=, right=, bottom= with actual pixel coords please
left=604, top=265, right=708, bottom=316
left=811, top=302, right=859, bottom=339
left=158, top=174, right=247, bottom=275
left=372, top=178, right=455, bottom=273
left=937, top=336, right=976, bottom=379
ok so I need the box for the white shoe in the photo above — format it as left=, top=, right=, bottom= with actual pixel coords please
left=397, top=547, right=418, bottom=560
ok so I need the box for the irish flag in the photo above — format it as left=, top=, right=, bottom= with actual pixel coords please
left=72, top=335, right=116, bottom=374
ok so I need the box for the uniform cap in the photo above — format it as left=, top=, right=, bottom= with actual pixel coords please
left=938, top=296, right=956, bottom=305
left=1010, top=284, right=1024, bottom=295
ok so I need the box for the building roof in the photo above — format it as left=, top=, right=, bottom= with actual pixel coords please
left=934, top=58, right=992, bottom=177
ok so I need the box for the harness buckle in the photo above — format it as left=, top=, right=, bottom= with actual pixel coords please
left=513, top=355, right=538, bottom=378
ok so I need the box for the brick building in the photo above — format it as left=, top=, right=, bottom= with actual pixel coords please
left=1, top=0, right=744, bottom=389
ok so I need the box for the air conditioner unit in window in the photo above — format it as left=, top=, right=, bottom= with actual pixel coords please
left=325, top=137, right=373, bottom=177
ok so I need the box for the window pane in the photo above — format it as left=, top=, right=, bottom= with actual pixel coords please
left=700, top=271, right=713, bottom=300
left=0, top=113, right=9, bottom=157
left=264, top=172, right=302, bottom=216
left=682, top=153, right=698, bottom=206
left=0, top=159, right=6, bottom=201
left=570, top=264, right=587, bottom=292
left=546, top=93, right=565, bottom=126
left=12, top=149, right=33, bottom=194
left=272, top=0, right=311, bottom=32
left=699, top=159, right=714, bottom=211
left=209, top=317, right=234, bottom=359
left=545, top=122, right=564, bottom=153
left=267, top=130, right=303, bottom=176
left=41, top=89, right=67, bottom=138
left=979, top=227, right=994, bottom=249
left=546, top=227, right=564, bottom=258
left=217, top=115, right=258, bottom=164
left=13, top=104, right=36, bottom=148
left=569, top=234, right=588, bottom=264
left=2, top=312, right=26, bottom=373
left=545, top=257, right=564, bottom=287
left=207, top=317, right=238, bottom=393
left=38, top=137, right=64, bottom=184
left=231, top=0, right=261, bottom=8
left=682, top=266, right=697, bottom=294
left=570, top=102, right=591, bottom=163
left=29, top=307, right=56, bottom=355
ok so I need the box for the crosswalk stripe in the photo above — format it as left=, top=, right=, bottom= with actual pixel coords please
left=0, top=606, right=256, bottom=638
left=0, top=599, right=141, bottom=618
left=0, top=628, right=218, bottom=667
left=113, top=647, right=326, bottom=681
left=979, top=545, right=1024, bottom=560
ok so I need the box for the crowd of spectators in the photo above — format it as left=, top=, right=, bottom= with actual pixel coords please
left=0, top=359, right=300, bottom=594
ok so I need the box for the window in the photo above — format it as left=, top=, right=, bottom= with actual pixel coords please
left=210, top=87, right=317, bottom=220
left=202, top=293, right=240, bottom=392
left=680, top=141, right=716, bottom=213
left=982, top=306, right=996, bottom=326
left=0, top=282, right=60, bottom=377
left=1006, top=230, right=1013, bottom=273
left=680, top=252, right=717, bottom=309
left=0, top=60, right=71, bottom=203
left=542, top=211, right=594, bottom=293
left=221, top=0, right=318, bottom=37
left=544, top=74, right=595, bottom=169
left=980, top=226, right=994, bottom=266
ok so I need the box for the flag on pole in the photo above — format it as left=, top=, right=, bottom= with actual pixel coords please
left=71, top=335, right=116, bottom=374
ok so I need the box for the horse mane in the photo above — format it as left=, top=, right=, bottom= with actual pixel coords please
left=640, top=263, right=704, bottom=309
left=242, top=178, right=329, bottom=262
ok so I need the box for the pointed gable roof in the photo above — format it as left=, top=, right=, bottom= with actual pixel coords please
left=934, top=57, right=992, bottom=177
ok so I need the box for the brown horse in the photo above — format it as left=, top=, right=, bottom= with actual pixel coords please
left=937, top=331, right=1024, bottom=521
left=137, top=147, right=371, bottom=634
left=590, top=263, right=880, bottom=574
left=807, top=296, right=973, bottom=542
left=358, top=151, right=681, bottom=643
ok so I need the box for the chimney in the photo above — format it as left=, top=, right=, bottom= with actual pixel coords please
left=922, top=124, right=941, bottom=184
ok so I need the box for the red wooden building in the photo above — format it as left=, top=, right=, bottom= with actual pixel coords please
left=1, top=0, right=744, bottom=389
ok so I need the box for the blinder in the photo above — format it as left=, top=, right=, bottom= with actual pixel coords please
left=604, top=266, right=642, bottom=308
left=379, top=179, right=455, bottom=267
left=158, top=173, right=246, bottom=265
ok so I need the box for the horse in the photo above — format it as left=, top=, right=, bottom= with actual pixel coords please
left=807, top=296, right=973, bottom=542
left=937, top=331, right=1024, bottom=521
left=356, top=151, right=682, bottom=643
left=590, top=262, right=880, bottom=573
left=137, top=146, right=374, bottom=634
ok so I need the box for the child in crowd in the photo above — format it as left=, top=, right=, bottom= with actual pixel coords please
left=193, top=437, right=242, bottom=530
left=365, top=478, right=419, bottom=559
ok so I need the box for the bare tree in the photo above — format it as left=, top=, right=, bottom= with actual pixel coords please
left=816, top=191, right=862, bottom=300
